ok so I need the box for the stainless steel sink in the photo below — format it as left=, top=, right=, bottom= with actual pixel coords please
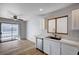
left=46, top=36, right=61, bottom=40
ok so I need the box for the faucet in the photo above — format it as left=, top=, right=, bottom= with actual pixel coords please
left=52, top=33, right=61, bottom=39
left=52, top=33, right=57, bottom=37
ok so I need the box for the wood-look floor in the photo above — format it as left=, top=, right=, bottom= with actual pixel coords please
left=0, top=39, right=45, bottom=55
left=17, top=48, right=45, bottom=55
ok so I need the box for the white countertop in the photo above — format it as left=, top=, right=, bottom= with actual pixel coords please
left=36, top=34, right=79, bottom=48
left=44, top=37, right=79, bottom=48
left=60, top=39, right=79, bottom=48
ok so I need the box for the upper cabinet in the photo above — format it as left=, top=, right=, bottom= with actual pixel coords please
left=47, top=16, right=68, bottom=34
left=72, top=9, right=79, bottom=30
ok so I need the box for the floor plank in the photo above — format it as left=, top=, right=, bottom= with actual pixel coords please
left=18, top=48, right=46, bottom=55
left=0, top=40, right=45, bottom=55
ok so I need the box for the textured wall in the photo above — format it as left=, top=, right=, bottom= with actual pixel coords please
left=26, top=16, right=44, bottom=43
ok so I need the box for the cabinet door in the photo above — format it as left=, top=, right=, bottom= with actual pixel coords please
left=50, top=40, right=60, bottom=55
left=43, top=39, right=50, bottom=54
left=72, top=9, right=79, bottom=30
left=61, top=43, right=78, bottom=55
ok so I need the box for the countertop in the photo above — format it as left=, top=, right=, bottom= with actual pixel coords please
left=45, top=37, right=79, bottom=48
left=60, top=39, right=79, bottom=48
left=36, top=34, right=79, bottom=48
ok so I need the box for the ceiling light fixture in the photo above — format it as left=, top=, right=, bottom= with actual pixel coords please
left=40, top=8, right=43, bottom=11
left=13, top=15, right=17, bottom=20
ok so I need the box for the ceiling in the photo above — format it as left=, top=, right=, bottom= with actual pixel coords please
left=0, top=3, right=72, bottom=21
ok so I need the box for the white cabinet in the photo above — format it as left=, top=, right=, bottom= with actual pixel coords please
left=61, top=43, right=78, bottom=55
left=72, top=9, right=79, bottom=30
left=43, top=38, right=79, bottom=55
left=50, top=40, right=60, bottom=55
left=43, top=38, right=50, bottom=54
left=43, top=38, right=60, bottom=55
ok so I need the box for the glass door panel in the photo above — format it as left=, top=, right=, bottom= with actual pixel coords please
left=0, top=23, right=19, bottom=42
left=12, top=24, right=19, bottom=39
left=1, top=23, right=12, bottom=42
left=0, top=23, right=1, bottom=42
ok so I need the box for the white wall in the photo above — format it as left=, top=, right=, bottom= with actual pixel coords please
left=26, top=16, right=44, bottom=43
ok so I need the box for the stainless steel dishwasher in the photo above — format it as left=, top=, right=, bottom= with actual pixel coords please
left=36, top=37, right=44, bottom=51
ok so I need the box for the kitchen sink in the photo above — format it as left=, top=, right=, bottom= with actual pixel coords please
left=46, top=36, right=61, bottom=40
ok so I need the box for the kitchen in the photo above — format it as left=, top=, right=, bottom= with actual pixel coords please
left=36, top=4, right=79, bottom=55
left=0, top=3, right=79, bottom=55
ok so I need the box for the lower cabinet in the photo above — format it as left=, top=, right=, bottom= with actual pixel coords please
left=50, top=41, right=60, bottom=55
left=61, top=43, right=79, bottom=55
left=43, top=38, right=50, bottom=54
left=43, top=38, right=60, bottom=55
left=43, top=39, right=79, bottom=55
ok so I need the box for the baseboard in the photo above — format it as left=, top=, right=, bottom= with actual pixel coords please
left=0, top=39, right=17, bottom=43
left=26, top=37, right=36, bottom=43
left=21, top=38, right=27, bottom=40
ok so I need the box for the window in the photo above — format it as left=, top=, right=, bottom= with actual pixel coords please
left=47, top=16, right=68, bottom=34
left=57, top=17, right=68, bottom=34
left=48, top=19, right=55, bottom=33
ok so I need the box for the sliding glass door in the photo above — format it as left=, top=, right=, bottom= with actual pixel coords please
left=12, top=24, right=19, bottom=40
left=0, top=23, right=19, bottom=42
left=1, top=23, right=12, bottom=42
